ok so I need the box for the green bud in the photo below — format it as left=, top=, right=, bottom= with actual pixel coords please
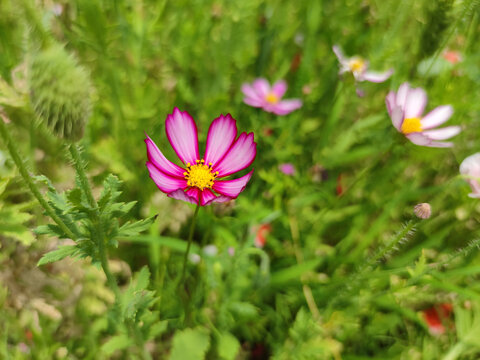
left=28, top=44, right=92, bottom=142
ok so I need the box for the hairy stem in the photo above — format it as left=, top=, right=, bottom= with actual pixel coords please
left=69, top=143, right=120, bottom=297
left=69, top=144, right=97, bottom=208
left=0, top=116, right=77, bottom=240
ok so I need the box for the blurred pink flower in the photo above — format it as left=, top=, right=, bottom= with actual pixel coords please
left=333, top=45, right=393, bottom=83
left=145, top=108, right=256, bottom=206
left=386, top=83, right=460, bottom=147
left=241, top=79, right=302, bottom=116
left=279, top=163, right=296, bottom=175
left=443, top=50, right=462, bottom=65
left=460, top=153, right=480, bottom=198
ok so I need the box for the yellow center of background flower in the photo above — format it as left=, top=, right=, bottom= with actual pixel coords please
left=184, top=159, right=218, bottom=190
left=348, top=57, right=366, bottom=73
left=401, top=117, right=423, bottom=134
left=265, top=93, right=279, bottom=104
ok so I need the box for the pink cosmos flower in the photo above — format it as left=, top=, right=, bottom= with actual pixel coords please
left=333, top=45, right=393, bottom=83
left=145, top=108, right=256, bottom=206
left=460, top=153, right=480, bottom=198
left=385, top=83, right=461, bottom=147
left=241, top=79, right=302, bottom=116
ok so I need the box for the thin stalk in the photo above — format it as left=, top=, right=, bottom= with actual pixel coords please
left=289, top=212, right=320, bottom=321
left=69, top=144, right=97, bottom=208
left=98, top=229, right=121, bottom=299
left=69, top=143, right=120, bottom=297
left=180, top=204, right=201, bottom=285
left=0, top=116, right=76, bottom=240
left=71, top=145, right=119, bottom=294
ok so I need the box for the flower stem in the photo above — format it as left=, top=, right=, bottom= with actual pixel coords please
left=180, top=204, right=201, bottom=285
left=68, top=143, right=120, bottom=298
left=0, top=116, right=77, bottom=240
left=68, top=144, right=96, bottom=208
left=98, top=225, right=121, bottom=299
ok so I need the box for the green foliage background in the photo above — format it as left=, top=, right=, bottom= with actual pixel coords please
left=1, top=0, right=480, bottom=359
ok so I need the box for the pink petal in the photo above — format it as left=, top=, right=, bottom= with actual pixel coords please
left=396, top=82, right=410, bottom=110
left=404, top=88, right=427, bottom=118
left=241, top=83, right=262, bottom=101
left=460, top=153, right=480, bottom=177
left=421, top=105, right=453, bottom=130
left=146, top=161, right=187, bottom=193
left=270, top=99, right=303, bottom=116
left=423, top=126, right=461, bottom=140
left=271, top=80, right=287, bottom=98
left=385, top=91, right=396, bottom=116
left=332, top=45, right=347, bottom=64
left=213, top=170, right=254, bottom=198
left=165, top=108, right=200, bottom=165
left=391, top=107, right=404, bottom=131
left=200, top=188, right=217, bottom=206
left=167, top=188, right=199, bottom=204
left=424, top=141, right=454, bottom=148
left=204, top=114, right=238, bottom=166
left=206, top=195, right=233, bottom=205
left=213, top=132, right=256, bottom=177
left=144, top=134, right=185, bottom=178
left=406, top=133, right=431, bottom=146
left=362, top=69, right=393, bottom=83
left=252, top=78, right=271, bottom=97
left=243, top=96, right=265, bottom=108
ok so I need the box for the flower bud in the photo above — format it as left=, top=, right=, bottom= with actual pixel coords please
left=28, top=44, right=92, bottom=141
left=414, top=203, right=431, bottom=219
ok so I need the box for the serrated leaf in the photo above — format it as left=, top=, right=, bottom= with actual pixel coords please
left=108, top=200, right=137, bottom=217
left=217, top=332, right=240, bottom=360
left=117, top=216, right=156, bottom=237
left=169, top=327, right=210, bottom=360
left=37, top=245, right=77, bottom=266
left=135, top=266, right=150, bottom=291
left=98, top=174, right=123, bottom=205
left=66, top=187, right=90, bottom=210
left=34, top=223, right=69, bottom=238
left=101, top=334, right=133, bottom=355
left=33, top=175, right=56, bottom=192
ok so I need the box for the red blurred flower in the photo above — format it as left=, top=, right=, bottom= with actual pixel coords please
left=254, top=223, right=272, bottom=248
left=422, top=303, right=453, bottom=335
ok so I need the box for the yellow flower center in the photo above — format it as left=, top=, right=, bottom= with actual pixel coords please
left=184, top=159, right=218, bottom=190
left=401, top=117, right=423, bottom=134
left=348, top=57, right=366, bottom=73
left=265, top=92, right=279, bottom=104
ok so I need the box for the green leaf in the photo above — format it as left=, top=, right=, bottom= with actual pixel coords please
left=37, top=245, right=77, bottom=266
left=118, top=235, right=200, bottom=253
left=101, top=334, right=133, bottom=355
left=34, top=224, right=69, bottom=238
left=117, top=216, right=156, bottom=237
left=270, top=258, right=323, bottom=286
left=169, top=327, right=210, bottom=360
left=217, top=332, right=240, bottom=360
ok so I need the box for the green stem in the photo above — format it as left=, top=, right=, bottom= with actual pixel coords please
left=180, top=204, right=201, bottom=285
left=0, top=117, right=77, bottom=240
left=69, top=144, right=97, bottom=208
left=68, top=144, right=120, bottom=298
left=98, top=229, right=120, bottom=299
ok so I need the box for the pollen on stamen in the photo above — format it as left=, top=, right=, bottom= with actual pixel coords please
left=184, top=158, right=218, bottom=191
